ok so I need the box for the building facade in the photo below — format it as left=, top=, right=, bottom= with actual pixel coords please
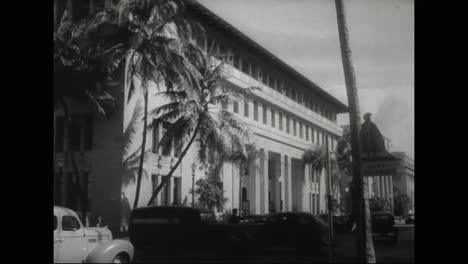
left=53, top=0, right=348, bottom=233
left=391, top=152, right=415, bottom=214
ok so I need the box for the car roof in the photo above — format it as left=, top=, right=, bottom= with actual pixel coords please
left=270, top=212, right=312, bottom=217
left=54, top=206, right=79, bottom=217
left=132, top=206, right=201, bottom=216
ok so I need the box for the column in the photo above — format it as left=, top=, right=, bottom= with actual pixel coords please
left=285, top=155, right=292, bottom=212
left=387, top=176, right=392, bottom=201
left=278, top=154, right=284, bottom=213
left=389, top=175, right=394, bottom=213
left=248, top=149, right=261, bottom=215
left=167, top=177, right=173, bottom=205
left=303, top=162, right=310, bottom=212
left=262, top=149, right=269, bottom=214
left=378, top=176, right=383, bottom=199
left=373, top=176, right=379, bottom=197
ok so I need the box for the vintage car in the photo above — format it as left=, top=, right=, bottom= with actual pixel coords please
left=371, top=212, right=399, bottom=244
left=54, top=206, right=134, bottom=263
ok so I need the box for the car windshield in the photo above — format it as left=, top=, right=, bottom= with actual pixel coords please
left=62, top=215, right=81, bottom=231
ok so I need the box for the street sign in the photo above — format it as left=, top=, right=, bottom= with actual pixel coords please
left=362, top=160, right=400, bottom=176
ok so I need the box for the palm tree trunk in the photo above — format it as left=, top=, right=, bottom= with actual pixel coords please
left=334, top=0, right=375, bottom=262
left=133, top=89, right=149, bottom=208
left=147, top=117, right=203, bottom=206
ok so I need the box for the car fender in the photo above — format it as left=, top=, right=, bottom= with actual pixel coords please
left=85, top=239, right=134, bottom=263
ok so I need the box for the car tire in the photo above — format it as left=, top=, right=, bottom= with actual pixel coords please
left=112, top=253, right=129, bottom=263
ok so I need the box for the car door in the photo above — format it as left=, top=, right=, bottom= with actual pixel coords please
left=57, top=215, right=87, bottom=263
left=53, top=214, right=60, bottom=263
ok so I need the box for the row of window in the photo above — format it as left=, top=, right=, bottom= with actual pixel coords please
left=232, top=99, right=336, bottom=150
left=195, top=35, right=338, bottom=123
left=55, top=115, right=93, bottom=152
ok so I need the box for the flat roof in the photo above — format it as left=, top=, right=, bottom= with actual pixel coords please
left=185, top=0, right=349, bottom=113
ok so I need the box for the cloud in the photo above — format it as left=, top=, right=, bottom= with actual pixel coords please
left=197, top=0, right=414, bottom=157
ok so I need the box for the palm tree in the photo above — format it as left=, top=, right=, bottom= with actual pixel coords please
left=334, top=0, right=375, bottom=262
left=107, top=0, right=207, bottom=208
left=146, top=51, right=257, bottom=206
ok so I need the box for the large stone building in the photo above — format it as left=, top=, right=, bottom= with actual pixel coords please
left=53, top=0, right=348, bottom=232
left=391, top=152, right=415, bottom=214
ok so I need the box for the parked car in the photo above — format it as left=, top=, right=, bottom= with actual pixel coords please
left=261, top=212, right=328, bottom=255
left=394, top=216, right=405, bottom=225
left=54, top=206, right=134, bottom=263
left=318, top=213, right=350, bottom=233
left=200, top=210, right=217, bottom=224
left=241, top=214, right=270, bottom=224
left=129, top=206, right=264, bottom=260
left=371, top=212, right=399, bottom=244
left=405, top=214, right=414, bottom=224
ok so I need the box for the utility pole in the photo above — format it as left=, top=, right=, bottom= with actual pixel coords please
left=325, top=137, right=334, bottom=263
left=334, top=0, right=375, bottom=262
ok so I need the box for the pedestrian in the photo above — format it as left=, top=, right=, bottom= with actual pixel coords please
left=120, top=192, right=131, bottom=233
left=229, top=208, right=240, bottom=224
left=96, top=216, right=103, bottom=227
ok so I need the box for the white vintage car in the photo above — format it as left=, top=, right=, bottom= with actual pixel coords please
left=54, top=206, right=134, bottom=263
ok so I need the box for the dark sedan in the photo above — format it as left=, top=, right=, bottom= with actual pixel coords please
left=259, top=212, right=328, bottom=256
left=372, top=212, right=399, bottom=244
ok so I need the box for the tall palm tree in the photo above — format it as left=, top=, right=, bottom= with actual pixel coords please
left=334, top=0, right=375, bottom=262
left=109, top=0, right=207, bottom=208
left=146, top=52, right=257, bottom=206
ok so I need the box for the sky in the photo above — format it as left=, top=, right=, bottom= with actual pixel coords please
left=197, top=0, right=414, bottom=159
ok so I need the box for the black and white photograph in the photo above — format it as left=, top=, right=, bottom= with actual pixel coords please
left=53, top=0, right=414, bottom=263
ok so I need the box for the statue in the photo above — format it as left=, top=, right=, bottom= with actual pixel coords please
left=360, top=113, right=389, bottom=158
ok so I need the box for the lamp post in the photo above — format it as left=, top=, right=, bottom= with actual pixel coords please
left=191, top=162, right=196, bottom=207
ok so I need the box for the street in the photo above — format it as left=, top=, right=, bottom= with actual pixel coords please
left=134, top=225, right=414, bottom=263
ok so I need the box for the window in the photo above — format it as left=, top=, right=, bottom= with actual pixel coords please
left=151, top=175, right=159, bottom=205
left=227, top=49, right=234, bottom=65
left=69, top=116, right=82, bottom=151
left=161, top=122, right=172, bottom=156
left=291, top=89, right=296, bottom=101
left=242, top=60, right=250, bottom=75
left=55, top=116, right=64, bottom=152
left=285, top=86, right=290, bottom=98
left=305, top=125, right=309, bottom=141
left=233, top=54, right=241, bottom=69
left=54, top=216, right=57, bottom=231
left=257, top=68, right=263, bottom=81
left=244, top=99, right=249, bottom=117
left=153, top=120, right=160, bottom=154
left=311, top=127, right=315, bottom=143
left=293, top=120, right=297, bottom=136
left=263, top=73, right=268, bottom=86
left=174, top=140, right=182, bottom=157
left=233, top=101, right=239, bottom=113
left=263, top=104, right=267, bottom=124
left=271, top=110, right=275, bottom=128
left=299, top=122, right=303, bottom=138
left=279, top=113, right=283, bottom=131
left=286, top=116, right=290, bottom=133
left=61, top=115, right=93, bottom=152
left=276, top=80, right=281, bottom=93
left=254, top=101, right=258, bottom=121
left=173, top=178, right=181, bottom=205
left=62, top=215, right=81, bottom=231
